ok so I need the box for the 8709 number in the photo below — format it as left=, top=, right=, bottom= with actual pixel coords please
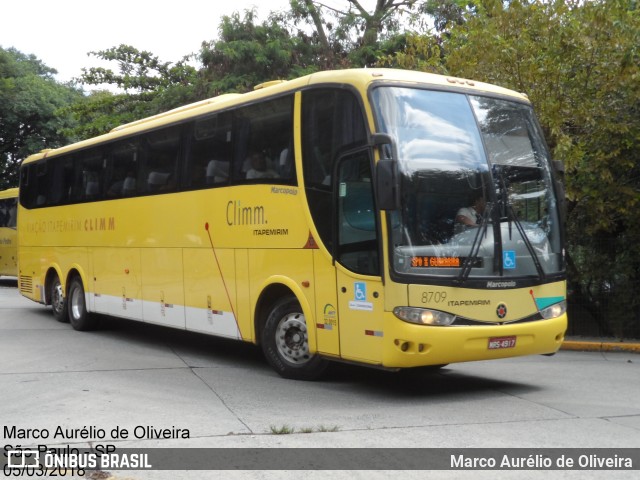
left=421, top=291, right=447, bottom=304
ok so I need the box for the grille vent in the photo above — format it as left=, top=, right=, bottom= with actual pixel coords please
left=19, top=276, right=33, bottom=295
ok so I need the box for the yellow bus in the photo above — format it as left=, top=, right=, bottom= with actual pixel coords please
left=18, top=69, right=567, bottom=379
left=0, top=188, right=18, bottom=277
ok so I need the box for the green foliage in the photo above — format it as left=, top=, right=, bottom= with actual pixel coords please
left=269, top=425, right=295, bottom=434
left=376, top=32, right=446, bottom=73
left=0, top=47, right=82, bottom=189
left=442, top=0, right=640, bottom=337
left=419, top=0, right=477, bottom=32
left=82, top=45, right=198, bottom=93
left=58, top=90, right=156, bottom=140
left=290, top=0, right=426, bottom=67
left=64, top=45, right=201, bottom=139
left=198, top=9, right=320, bottom=95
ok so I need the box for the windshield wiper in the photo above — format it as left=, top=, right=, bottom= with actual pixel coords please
left=507, top=205, right=546, bottom=280
left=454, top=203, right=493, bottom=286
left=493, top=164, right=546, bottom=280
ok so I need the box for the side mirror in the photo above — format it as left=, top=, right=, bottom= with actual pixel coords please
left=371, top=133, right=400, bottom=211
left=375, top=159, right=399, bottom=211
left=551, top=160, right=566, bottom=226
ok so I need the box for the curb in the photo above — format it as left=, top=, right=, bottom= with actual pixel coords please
left=561, top=340, right=640, bottom=353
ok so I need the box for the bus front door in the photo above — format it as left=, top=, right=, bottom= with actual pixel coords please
left=336, top=270, right=384, bottom=364
left=334, top=149, right=384, bottom=365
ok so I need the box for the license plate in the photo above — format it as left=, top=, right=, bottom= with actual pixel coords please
left=488, top=336, right=516, bottom=350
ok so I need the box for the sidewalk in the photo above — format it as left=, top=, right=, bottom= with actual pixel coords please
left=562, top=337, right=640, bottom=353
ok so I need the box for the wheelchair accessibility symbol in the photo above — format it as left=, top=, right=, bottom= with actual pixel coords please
left=349, top=282, right=373, bottom=311
left=503, top=250, right=516, bottom=270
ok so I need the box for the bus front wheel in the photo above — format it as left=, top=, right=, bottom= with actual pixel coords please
left=50, top=275, right=68, bottom=323
left=262, top=296, right=328, bottom=380
left=67, top=277, right=96, bottom=331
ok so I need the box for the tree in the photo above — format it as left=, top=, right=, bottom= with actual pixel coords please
left=198, top=9, right=319, bottom=95
left=441, top=0, right=640, bottom=337
left=0, top=47, right=82, bottom=189
left=81, top=45, right=197, bottom=93
left=420, top=0, right=476, bottom=33
left=375, top=31, right=445, bottom=72
left=289, top=0, right=425, bottom=67
left=63, top=45, right=200, bottom=139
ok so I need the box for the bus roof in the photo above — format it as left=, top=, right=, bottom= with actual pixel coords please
left=22, top=68, right=529, bottom=165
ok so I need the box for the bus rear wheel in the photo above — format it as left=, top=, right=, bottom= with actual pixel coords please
left=50, top=275, right=68, bottom=323
left=67, top=276, right=96, bottom=331
left=262, top=296, right=328, bottom=380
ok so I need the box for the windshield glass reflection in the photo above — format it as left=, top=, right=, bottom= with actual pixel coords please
left=372, top=87, right=563, bottom=281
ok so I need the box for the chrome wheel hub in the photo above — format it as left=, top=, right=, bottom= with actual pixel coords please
left=69, top=288, right=83, bottom=320
left=276, top=312, right=310, bottom=364
left=52, top=283, right=64, bottom=314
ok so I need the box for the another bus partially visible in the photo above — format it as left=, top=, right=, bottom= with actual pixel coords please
left=18, top=69, right=567, bottom=380
left=0, top=188, right=18, bottom=277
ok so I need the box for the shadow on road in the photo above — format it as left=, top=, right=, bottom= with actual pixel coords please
left=0, top=277, right=18, bottom=288
left=75, top=314, right=541, bottom=400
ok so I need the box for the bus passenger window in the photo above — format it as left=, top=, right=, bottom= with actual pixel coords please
left=144, top=125, right=182, bottom=193
left=50, top=156, right=76, bottom=206
left=0, top=197, right=17, bottom=228
left=188, top=113, right=232, bottom=189
left=73, top=152, right=105, bottom=202
left=106, top=141, right=140, bottom=198
left=233, top=95, right=294, bottom=183
left=34, top=161, right=50, bottom=206
left=302, top=87, right=368, bottom=251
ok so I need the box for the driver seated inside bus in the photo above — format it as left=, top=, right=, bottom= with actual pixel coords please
left=245, top=151, right=278, bottom=179
left=454, top=194, right=486, bottom=233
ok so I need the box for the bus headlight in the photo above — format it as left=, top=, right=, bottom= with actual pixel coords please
left=540, top=300, right=567, bottom=319
left=393, top=307, right=456, bottom=326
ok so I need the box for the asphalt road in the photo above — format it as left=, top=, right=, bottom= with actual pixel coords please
left=1, top=277, right=638, bottom=480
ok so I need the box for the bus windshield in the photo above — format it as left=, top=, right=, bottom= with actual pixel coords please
left=372, top=87, right=563, bottom=282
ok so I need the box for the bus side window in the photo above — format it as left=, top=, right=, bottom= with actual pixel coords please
left=106, top=141, right=140, bottom=198
left=50, top=156, right=75, bottom=206
left=302, top=87, right=368, bottom=251
left=337, top=151, right=379, bottom=275
left=144, top=125, right=182, bottom=193
left=78, top=151, right=105, bottom=202
left=20, top=164, right=37, bottom=209
left=0, top=198, right=14, bottom=227
left=187, top=113, right=232, bottom=189
left=232, top=95, right=294, bottom=183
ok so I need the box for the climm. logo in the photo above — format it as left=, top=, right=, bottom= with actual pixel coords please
left=226, top=200, right=266, bottom=226
left=85, top=217, right=115, bottom=231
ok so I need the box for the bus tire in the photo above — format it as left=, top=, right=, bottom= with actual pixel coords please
left=50, top=275, right=68, bottom=323
left=262, top=296, right=328, bottom=380
left=67, top=276, right=96, bottom=331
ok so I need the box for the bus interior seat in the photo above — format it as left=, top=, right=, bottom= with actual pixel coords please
left=206, top=160, right=229, bottom=184
left=148, top=171, right=172, bottom=191
left=122, top=176, right=136, bottom=196
left=85, top=181, right=100, bottom=197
